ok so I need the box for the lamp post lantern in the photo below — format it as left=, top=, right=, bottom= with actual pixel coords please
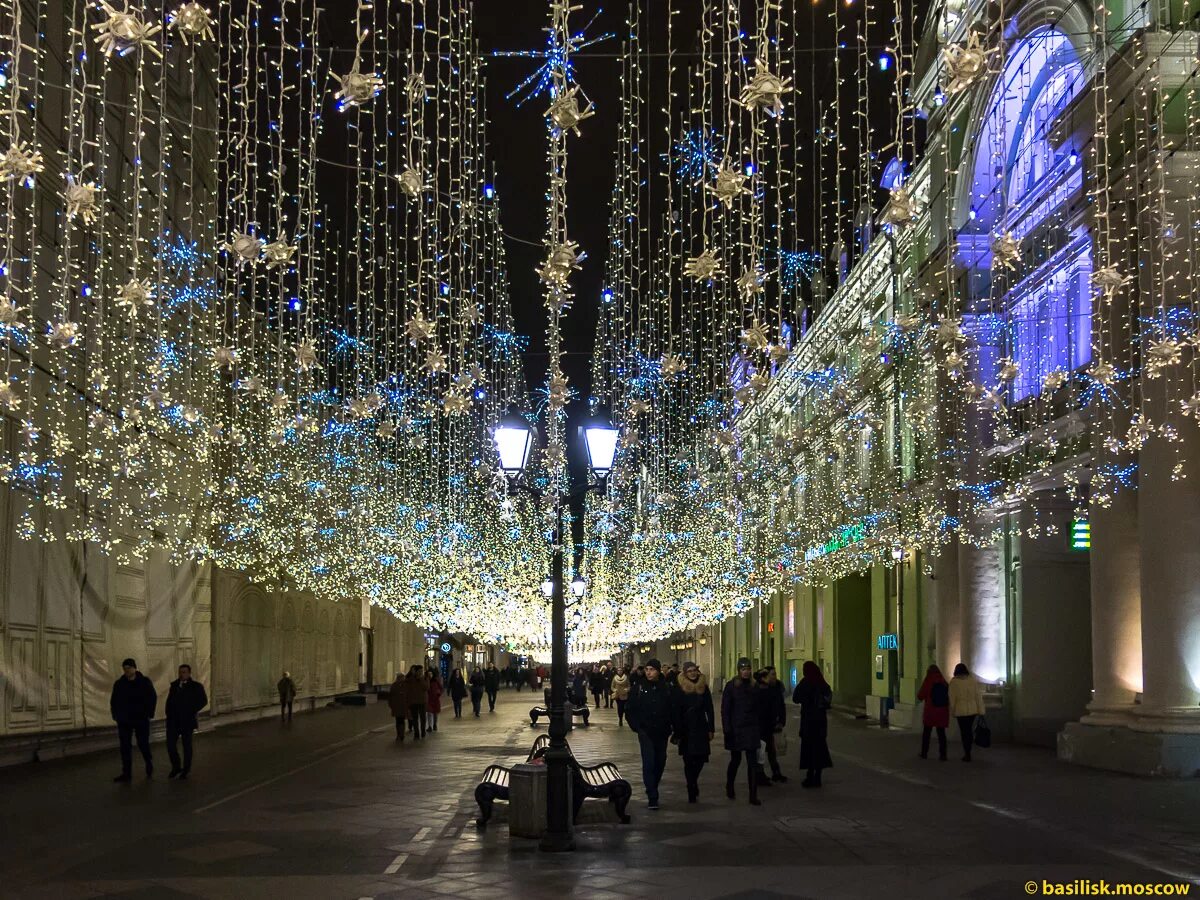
left=492, top=407, right=616, bottom=853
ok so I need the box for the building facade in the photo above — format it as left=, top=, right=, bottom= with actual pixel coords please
left=727, top=0, right=1200, bottom=774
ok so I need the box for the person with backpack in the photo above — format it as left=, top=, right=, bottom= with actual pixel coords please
left=948, top=662, right=986, bottom=762
left=916, top=663, right=950, bottom=761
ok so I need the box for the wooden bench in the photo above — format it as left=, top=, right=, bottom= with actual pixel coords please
left=528, top=703, right=590, bottom=726
left=474, top=735, right=631, bottom=828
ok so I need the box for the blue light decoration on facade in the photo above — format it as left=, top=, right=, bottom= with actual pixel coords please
left=154, top=233, right=219, bottom=312
left=962, top=27, right=1090, bottom=402
left=779, top=249, right=821, bottom=292
left=482, top=324, right=529, bottom=356
left=330, top=327, right=370, bottom=359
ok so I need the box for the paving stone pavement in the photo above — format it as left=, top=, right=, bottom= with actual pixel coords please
left=1, top=688, right=1198, bottom=899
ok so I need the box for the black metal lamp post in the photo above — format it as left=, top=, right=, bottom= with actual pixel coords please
left=491, top=408, right=619, bottom=853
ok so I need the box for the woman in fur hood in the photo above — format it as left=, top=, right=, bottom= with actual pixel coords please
left=671, top=661, right=715, bottom=803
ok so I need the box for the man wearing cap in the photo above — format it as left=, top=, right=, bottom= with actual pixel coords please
left=110, top=658, right=158, bottom=782
left=625, top=658, right=674, bottom=810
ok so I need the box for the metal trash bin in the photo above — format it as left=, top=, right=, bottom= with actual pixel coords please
left=508, top=763, right=548, bottom=839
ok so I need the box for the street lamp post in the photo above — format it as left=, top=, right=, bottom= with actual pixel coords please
left=492, top=409, right=618, bottom=853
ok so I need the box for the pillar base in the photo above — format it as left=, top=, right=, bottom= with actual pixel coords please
left=1058, top=720, right=1200, bottom=777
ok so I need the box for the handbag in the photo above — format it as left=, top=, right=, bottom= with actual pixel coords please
left=774, top=729, right=788, bottom=757
left=974, top=716, right=992, bottom=749
left=756, top=739, right=768, bottom=766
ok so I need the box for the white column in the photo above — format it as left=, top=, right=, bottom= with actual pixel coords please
left=958, top=539, right=1005, bottom=683
left=1136, top=422, right=1200, bottom=718
left=935, top=541, right=962, bottom=671
left=1084, top=481, right=1142, bottom=718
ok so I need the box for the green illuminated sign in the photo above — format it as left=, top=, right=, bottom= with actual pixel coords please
left=1071, top=519, right=1091, bottom=551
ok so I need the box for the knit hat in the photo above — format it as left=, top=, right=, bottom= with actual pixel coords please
left=645, top=658, right=662, bottom=671
left=122, top=658, right=137, bottom=669
left=736, top=656, right=752, bottom=670
left=682, top=661, right=698, bottom=672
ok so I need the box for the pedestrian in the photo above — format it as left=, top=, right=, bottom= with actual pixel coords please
left=469, top=666, right=486, bottom=716
left=164, top=664, right=207, bottom=779
left=759, top=667, right=788, bottom=783
left=388, top=672, right=408, bottom=740
left=720, top=657, right=762, bottom=805
left=632, top=665, right=646, bottom=690
left=665, top=664, right=679, bottom=685
left=484, top=662, right=501, bottom=712
left=110, top=658, right=157, bottom=781
left=277, top=670, right=296, bottom=722
left=589, top=665, right=606, bottom=709
left=948, top=662, right=985, bottom=762
left=671, top=661, right=714, bottom=803
left=405, top=665, right=427, bottom=738
left=449, top=668, right=467, bottom=718
left=626, top=658, right=673, bottom=810
left=611, top=666, right=631, bottom=726
left=515, top=666, right=525, bottom=692
left=427, top=671, right=443, bottom=732
left=602, top=664, right=613, bottom=708
left=526, top=667, right=538, bottom=692
left=916, top=663, right=950, bottom=761
left=792, top=661, right=833, bottom=788
left=571, top=668, right=588, bottom=707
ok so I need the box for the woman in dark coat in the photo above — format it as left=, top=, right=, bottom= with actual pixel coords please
left=720, top=657, right=762, bottom=805
left=468, top=667, right=486, bottom=717
left=571, top=668, right=588, bottom=707
left=671, top=662, right=715, bottom=803
left=448, top=669, right=467, bottom=718
left=792, top=660, right=833, bottom=787
left=916, top=663, right=950, bottom=761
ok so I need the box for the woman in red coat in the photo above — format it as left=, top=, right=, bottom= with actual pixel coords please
left=426, top=673, right=444, bottom=733
left=916, top=664, right=950, bottom=761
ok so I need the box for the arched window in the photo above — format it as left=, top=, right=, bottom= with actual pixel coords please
left=964, top=27, right=1091, bottom=402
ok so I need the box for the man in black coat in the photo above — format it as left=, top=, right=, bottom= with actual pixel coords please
left=626, top=658, right=673, bottom=810
left=483, top=662, right=501, bottom=712
left=165, top=664, right=208, bottom=779
left=760, top=667, right=788, bottom=783
left=110, top=658, right=157, bottom=782
left=720, top=657, right=762, bottom=805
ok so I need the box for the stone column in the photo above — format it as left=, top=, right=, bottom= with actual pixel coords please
left=934, top=541, right=962, bottom=671
left=958, top=538, right=1005, bottom=683
left=1135, top=421, right=1200, bottom=716
left=1083, top=474, right=1142, bottom=719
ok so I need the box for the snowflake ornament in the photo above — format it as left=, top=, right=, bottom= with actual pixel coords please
left=1180, top=392, right=1200, bottom=418
left=180, top=405, right=202, bottom=425
left=684, top=249, right=722, bottom=282
left=398, top=167, right=427, bottom=200
left=1146, top=338, right=1182, bottom=377
left=991, top=232, right=1021, bottom=271
left=64, top=176, right=101, bottom=224
left=736, top=266, right=767, bottom=299
left=879, top=185, right=919, bottom=229
left=945, top=350, right=966, bottom=378
left=769, top=343, right=790, bottom=366
left=406, top=310, right=436, bottom=344
left=1092, top=265, right=1131, bottom=294
left=92, top=2, right=163, bottom=59
left=538, top=240, right=586, bottom=286
left=933, top=315, right=967, bottom=348
left=661, top=353, right=687, bottom=378
left=739, top=57, right=792, bottom=117
left=238, top=374, right=265, bottom=396
left=707, top=163, right=751, bottom=209
left=376, top=420, right=397, bottom=439
left=48, top=321, right=81, bottom=350
left=423, top=347, right=448, bottom=374
left=169, top=2, right=214, bottom=44
left=293, top=340, right=318, bottom=372
left=548, top=372, right=570, bottom=409
left=1042, top=369, right=1068, bottom=392
left=941, top=32, right=990, bottom=95
left=335, top=67, right=385, bottom=109
left=345, top=397, right=370, bottom=420
left=442, top=391, right=470, bottom=415
left=0, top=297, right=26, bottom=326
left=262, top=236, right=297, bottom=271
left=996, top=357, right=1020, bottom=383
left=115, top=278, right=155, bottom=317
left=210, top=346, right=237, bottom=371
left=545, top=85, right=595, bottom=137
left=0, top=142, right=44, bottom=187
left=628, top=398, right=650, bottom=417
left=224, top=232, right=263, bottom=267
left=1088, top=360, right=1117, bottom=387
left=0, top=381, right=19, bottom=412
left=712, top=428, right=737, bottom=450
left=749, top=371, right=771, bottom=394
left=740, top=319, right=770, bottom=352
